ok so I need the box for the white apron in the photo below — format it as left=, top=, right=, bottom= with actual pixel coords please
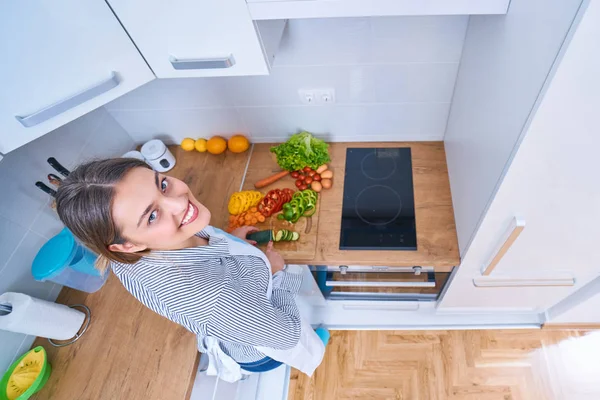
left=200, top=227, right=325, bottom=382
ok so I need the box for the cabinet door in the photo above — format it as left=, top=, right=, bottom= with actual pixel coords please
left=0, top=1, right=154, bottom=154
left=439, top=0, right=600, bottom=312
left=108, top=0, right=271, bottom=78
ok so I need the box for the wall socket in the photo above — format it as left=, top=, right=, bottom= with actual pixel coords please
left=298, top=88, right=336, bottom=105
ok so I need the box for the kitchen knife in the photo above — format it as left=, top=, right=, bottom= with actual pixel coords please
left=47, top=157, right=70, bottom=177
left=35, top=181, right=57, bottom=197
left=47, top=173, right=62, bottom=186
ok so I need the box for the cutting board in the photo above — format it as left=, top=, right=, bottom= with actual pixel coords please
left=230, top=153, right=320, bottom=261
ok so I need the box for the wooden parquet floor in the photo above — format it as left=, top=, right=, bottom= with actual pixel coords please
left=288, top=330, right=600, bottom=400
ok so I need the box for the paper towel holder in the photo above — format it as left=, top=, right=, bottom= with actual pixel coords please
left=48, top=304, right=92, bottom=347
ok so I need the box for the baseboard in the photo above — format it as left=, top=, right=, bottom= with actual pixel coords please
left=542, top=323, right=600, bottom=330
left=435, top=307, right=539, bottom=315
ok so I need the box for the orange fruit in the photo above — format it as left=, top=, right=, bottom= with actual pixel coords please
left=206, top=136, right=227, bottom=155
left=227, top=135, right=250, bottom=153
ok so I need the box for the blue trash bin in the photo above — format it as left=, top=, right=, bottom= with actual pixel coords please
left=32, top=228, right=107, bottom=293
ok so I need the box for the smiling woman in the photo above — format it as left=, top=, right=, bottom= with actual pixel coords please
left=108, top=166, right=212, bottom=254
left=54, top=158, right=326, bottom=380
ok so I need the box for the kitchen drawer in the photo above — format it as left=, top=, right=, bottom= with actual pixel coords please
left=0, top=0, right=153, bottom=154
left=108, top=0, right=286, bottom=78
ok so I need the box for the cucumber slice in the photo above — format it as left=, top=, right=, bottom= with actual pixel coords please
left=275, top=230, right=284, bottom=242
left=292, top=232, right=299, bottom=241
left=285, top=230, right=293, bottom=241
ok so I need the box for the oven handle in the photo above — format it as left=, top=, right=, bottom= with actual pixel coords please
left=325, top=280, right=436, bottom=288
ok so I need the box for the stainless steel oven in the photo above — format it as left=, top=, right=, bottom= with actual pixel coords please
left=309, top=265, right=454, bottom=301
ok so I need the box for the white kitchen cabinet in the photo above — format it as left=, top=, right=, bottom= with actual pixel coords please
left=107, top=0, right=286, bottom=78
left=247, top=0, right=509, bottom=20
left=545, top=277, right=600, bottom=325
left=0, top=1, right=154, bottom=155
left=439, top=0, right=600, bottom=312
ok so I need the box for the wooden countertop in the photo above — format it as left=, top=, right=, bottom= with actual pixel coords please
left=245, top=142, right=460, bottom=269
left=31, top=141, right=459, bottom=399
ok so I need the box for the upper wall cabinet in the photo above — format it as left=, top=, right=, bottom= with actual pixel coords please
left=107, top=0, right=286, bottom=78
left=0, top=1, right=154, bottom=155
left=247, top=0, right=509, bottom=20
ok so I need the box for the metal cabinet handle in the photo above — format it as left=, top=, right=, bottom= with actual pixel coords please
left=473, top=275, right=575, bottom=287
left=481, top=217, right=525, bottom=276
left=169, top=54, right=236, bottom=70
left=325, top=280, right=435, bottom=288
left=15, top=72, right=120, bottom=128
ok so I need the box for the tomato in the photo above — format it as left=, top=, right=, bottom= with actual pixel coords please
left=299, top=184, right=308, bottom=190
left=291, top=171, right=300, bottom=178
left=305, top=177, right=313, bottom=184
left=295, top=180, right=303, bottom=188
left=303, top=166, right=312, bottom=172
left=307, top=171, right=316, bottom=177
left=313, top=174, right=322, bottom=181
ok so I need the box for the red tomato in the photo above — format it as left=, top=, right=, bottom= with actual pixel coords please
left=298, top=175, right=306, bottom=181
left=303, top=166, right=312, bottom=172
left=291, top=171, right=300, bottom=178
left=307, top=171, right=316, bottom=177
left=304, top=177, right=313, bottom=184
left=299, top=184, right=309, bottom=190
left=295, top=180, right=303, bottom=188
left=313, top=174, right=322, bottom=181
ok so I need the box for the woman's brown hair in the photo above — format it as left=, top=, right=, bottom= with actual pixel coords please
left=56, top=158, right=151, bottom=270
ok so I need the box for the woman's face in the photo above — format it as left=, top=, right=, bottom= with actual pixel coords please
left=109, top=167, right=211, bottom=252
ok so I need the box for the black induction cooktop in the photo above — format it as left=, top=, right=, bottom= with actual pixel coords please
left=339, top=148, right=417, bottom=250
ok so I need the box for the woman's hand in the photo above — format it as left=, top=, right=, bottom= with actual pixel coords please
left=265, top=241, right=285, bottom=274
left=230, top=226, right=259, bottom=245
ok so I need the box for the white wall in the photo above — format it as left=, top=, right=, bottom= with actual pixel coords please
left=0, top=108, right=135, bottom=372
left=444, top=0, right=584, bottom=256
left=439, top=0, right=599, bottom=312
left=105, top=16, right=467, bottom=144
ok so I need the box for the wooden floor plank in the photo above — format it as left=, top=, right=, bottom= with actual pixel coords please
left=289, top=329, right=600, bottom=400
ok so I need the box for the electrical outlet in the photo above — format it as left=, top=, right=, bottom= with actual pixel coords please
left=298, top=89, right=316, bottom=105
left=298, top=88, right=335, bottom=105
left=317, top=88, right=335, bottom=104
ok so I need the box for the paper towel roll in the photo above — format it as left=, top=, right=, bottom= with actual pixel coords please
left=0, top=292, right=85, bottom=340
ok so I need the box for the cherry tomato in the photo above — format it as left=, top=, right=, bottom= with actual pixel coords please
left=291, top=171, right=300, bottom=178
left=313, top=174, right=322, bottom=181
left=298, top=174, right=306, bottom=181
left=295, top=180, right=303, bottom=188
left=303, top=166, right=312, bottom=172
left=308, top=171, right=316, bottom=177
left=299, top=184, right=308, bottom=190
left=305, top=177, right=313, bottom=184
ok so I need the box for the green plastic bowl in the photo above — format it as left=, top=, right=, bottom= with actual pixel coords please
left=0, top=346, right=51, bottom=400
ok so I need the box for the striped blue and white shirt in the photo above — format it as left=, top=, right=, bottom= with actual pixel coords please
left=111, top=227, right=302, bottom=363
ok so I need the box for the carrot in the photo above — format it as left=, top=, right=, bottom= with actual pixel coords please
left=254, top=171, right=290, bottom=189
left=250, top=207, right=258, bottom=213
left=258, top=215, right=266, bottom=223
left=251, top=217, right=258, bottom=224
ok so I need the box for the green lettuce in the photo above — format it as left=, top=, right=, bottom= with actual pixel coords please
left=270, top=131, right=331, bottom=172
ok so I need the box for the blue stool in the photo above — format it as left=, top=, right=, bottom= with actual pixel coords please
left=32, top=228, right=107, bottom=293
